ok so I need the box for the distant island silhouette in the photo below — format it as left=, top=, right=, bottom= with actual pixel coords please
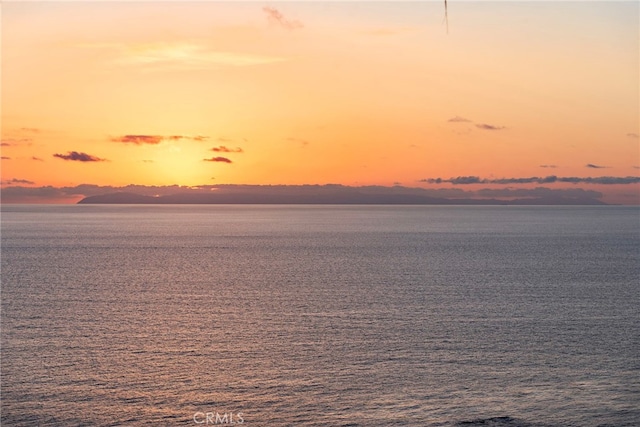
left=76, top=185, right=607, bottom=205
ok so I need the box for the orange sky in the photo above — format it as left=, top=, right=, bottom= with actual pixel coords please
left=1, top=1, right=639, bottom=203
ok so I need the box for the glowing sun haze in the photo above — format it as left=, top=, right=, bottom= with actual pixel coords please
left=1, top=1, right=639, bottom=203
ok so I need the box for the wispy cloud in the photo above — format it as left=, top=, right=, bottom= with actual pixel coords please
left=1, top=156, right=11, bottom=160
left=263, top=6, right=304, bottom=30
left=110, top=134, right=208, bottom=145
left=448, top=116, right=472, bottom=123
left=211, top=146, right=243, bottom=153
left=117, top=42, right=288, bottom=69
left=360, top=28, right=410, bottom=37
left=540, top=164, right=557, bottom=168
left=20, top=127, right=40, bottom=133
left=447, top=117, right=505, bottom=131
left=1, top=138, right=32, bottom=146
left=77, top=41, right=289, bottom=71
left=287, top=137, right=309, bottom=146
left=626, top=133, right=639, bottom=138
left=475, top=123, right=505, bottom=131
left=111, top=135, right=163, bottom=145
left=586, top=163, right=609, bottom=169
left=32, top=156, right=44, bottom=161
left=167, top=135, right=209, bottom=142
left=203, top=157, right=232, bottom=163
left=420, top=175, right=640, bottom=185
left=53, top=151, right=106, bottom=162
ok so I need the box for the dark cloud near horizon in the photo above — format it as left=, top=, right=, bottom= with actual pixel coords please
left=586, top=163, right=609, bottom=169
left=53, top=151, right=106, bottom=162
left=0, top=184, right=206, bottom=202
left=0, top=183, right=613, bottom=204
left=420, top=175, right=640, bottom=185
left=32, top=156, right=44, bottom=161
left=561, top=176, right=640, bottom=184
left=203, top=157, right=232, bottom=163
left=2, top=178, right=35, bottom=185
left=475, top=123, right=505, bottom=131
left=1, top=186, right=73, bottom=200
left=452, top=176, right=483, bottom=184
left=211, top=146, right=243, bottom=153
left=263, top=6, right=304, bottom=30
left=2, top=156, right=11, bottom=160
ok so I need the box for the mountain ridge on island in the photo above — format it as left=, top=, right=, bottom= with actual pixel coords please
left=76, top=185, right=607, bottom=205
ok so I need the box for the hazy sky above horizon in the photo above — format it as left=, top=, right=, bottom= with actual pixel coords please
left=1, top=1, right=639, bottom=203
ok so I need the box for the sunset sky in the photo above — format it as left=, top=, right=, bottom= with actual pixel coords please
left=1, top=1, right=639, bottom=203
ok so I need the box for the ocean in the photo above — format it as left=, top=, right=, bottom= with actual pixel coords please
left=1, top=205, right=639, bottom=427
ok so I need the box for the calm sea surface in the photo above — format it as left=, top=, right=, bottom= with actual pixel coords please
left=1, top=205, right=639, bottom=427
